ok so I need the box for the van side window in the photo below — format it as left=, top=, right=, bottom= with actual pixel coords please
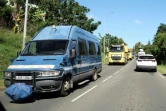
left=97, top=44, right=101, bottom=55
left=78, top=39, right=87, bottom=55
left=24, top=42, right=37, bottom=54
left=88, top=41, right=96, bottom=55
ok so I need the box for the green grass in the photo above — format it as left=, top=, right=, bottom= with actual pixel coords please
left=0, top=27, right=31, bottom=88
left=157, top=65, right=166, bottom=74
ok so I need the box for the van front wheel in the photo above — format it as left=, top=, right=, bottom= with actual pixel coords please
left=91, top=70, right=98, bottom=81
left=60, top=77, right=70, bottom=97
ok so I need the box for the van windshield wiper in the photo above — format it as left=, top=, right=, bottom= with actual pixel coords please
left=37, top=52, right=56, bottom=55
left=22, top=52, right=37, bottom=56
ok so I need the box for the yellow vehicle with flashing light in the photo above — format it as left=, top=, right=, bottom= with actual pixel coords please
left=107, top=43, right=128, bottom=65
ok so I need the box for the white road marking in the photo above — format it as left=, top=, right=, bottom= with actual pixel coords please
left=159, top=73, right=165, bottom=79
left=102, top=76, right=113, bottom=82
left=114, top=71, right=119, bottom=75
left=120, top=68, right=124, bottom=70
left=71, top=85, right=97, bottom=102
left=78, top=80, right=89, bottom=85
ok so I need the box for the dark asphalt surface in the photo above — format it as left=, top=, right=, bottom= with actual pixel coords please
left=1, top=59, right=166, bottom=111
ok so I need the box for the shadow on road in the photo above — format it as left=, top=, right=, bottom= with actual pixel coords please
left=9, top=75, right=102, bottom=104
left=107, top=63, right=125, bottom=66
left=0, top=101, right=6, bottom=111
left=162, top=74, right=166, bottom=76
left=134, top=69, right=156, bottom=74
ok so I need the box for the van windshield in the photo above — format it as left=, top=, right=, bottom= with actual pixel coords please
left=22, top=40, right=68, bottom=56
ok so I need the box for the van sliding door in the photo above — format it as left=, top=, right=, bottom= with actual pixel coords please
left=88, top=41, right=97, bottom=76
left=78, top=39, right=88, bottom=80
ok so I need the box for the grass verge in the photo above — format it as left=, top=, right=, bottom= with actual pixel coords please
left=157, top=65, right=166, bottom=75
left=0, top=27, right=31, bottom=90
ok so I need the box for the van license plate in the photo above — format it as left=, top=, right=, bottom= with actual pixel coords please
left=16, top=76, right=32, bottom=80
left=114, top=60, right=118, bottom=62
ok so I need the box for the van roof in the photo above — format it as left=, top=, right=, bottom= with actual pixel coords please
left=32, top=26, right=72, bottom=40
left=31, top=26, right=99, bottom=42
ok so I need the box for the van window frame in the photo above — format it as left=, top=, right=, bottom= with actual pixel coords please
left=78, top=38, right=88, bottom=56
left=88, top=41, right=96, bottom=55
left=96, top=43, right=101, bottom=55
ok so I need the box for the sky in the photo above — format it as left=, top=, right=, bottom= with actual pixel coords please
left=76, top=0, right=166, bottom=48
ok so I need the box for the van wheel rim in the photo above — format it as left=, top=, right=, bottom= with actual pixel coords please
left=64, top=81, right=70, bottom=91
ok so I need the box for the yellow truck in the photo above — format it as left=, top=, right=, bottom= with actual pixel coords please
left=127, top=48, right=133, bottom=60
left=107, top=43, right=128, bottom=65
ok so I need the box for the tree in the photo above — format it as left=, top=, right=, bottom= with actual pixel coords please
left=0, top=0, right=12, bottom=27
left=99, top=33, right=127, bottom=53
left=134, top=42, right=144, bottom=53
left=36, top=0, right=101, bottom=33
left=148, top=40, right=151, bottom=45
left=143, top=23, right=166, bottom=64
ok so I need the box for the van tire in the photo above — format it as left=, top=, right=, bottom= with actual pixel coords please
left=91, top=69, right=98, bottom=81
left=60, top=77, right=70, bottom=97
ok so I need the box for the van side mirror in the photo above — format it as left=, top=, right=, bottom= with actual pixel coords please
left=17, top=51, right=21, bottom=57
left=25, top=42, right=29, bottom=46
left=69, top=49, right=76, bottom=59
left=10, top=58, right=14, bottom=63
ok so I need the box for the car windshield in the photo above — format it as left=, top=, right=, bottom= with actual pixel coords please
left=110, top=46, right=124, bottom=52
left=22, top=40, right=68, bottom=56
left=139, top=56, right=155, bottom=59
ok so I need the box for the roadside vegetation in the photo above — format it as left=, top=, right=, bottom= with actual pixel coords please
left=0, top=27, right=31, bottom=88
left=157, top=65, right=166, bottom=75
left=134, top=23, right=166, bottom=74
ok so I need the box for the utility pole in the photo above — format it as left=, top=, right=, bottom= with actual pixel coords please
left=22, top=0, right=29, bottom=51
left=103, top=12, right=114, bottom=65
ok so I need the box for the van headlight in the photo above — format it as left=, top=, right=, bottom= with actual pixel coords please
left=4, top=72, right=11, bottom=77
left=37, top=71, right=61, bottom=77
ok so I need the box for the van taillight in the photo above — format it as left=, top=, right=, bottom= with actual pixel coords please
left=152, top=60, right=156, bottom=62
left=138, top=60, right=142, bottom=62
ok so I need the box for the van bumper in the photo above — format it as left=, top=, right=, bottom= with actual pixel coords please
left=35, top=79, right=63, bottom=92
left=4, top=78, right=63, bottom=93
left=109, top=58, right=125, bottom=64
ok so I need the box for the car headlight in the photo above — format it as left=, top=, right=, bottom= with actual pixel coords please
left=38, top=71, right=61, bottom=77
left=4, top=72, right=11, bottom=77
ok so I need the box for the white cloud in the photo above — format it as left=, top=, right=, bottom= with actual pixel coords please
left=134, top=20, right=142, bottom=25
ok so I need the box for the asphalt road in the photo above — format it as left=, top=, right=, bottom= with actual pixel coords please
left=1, top=59, right=166, bottom=111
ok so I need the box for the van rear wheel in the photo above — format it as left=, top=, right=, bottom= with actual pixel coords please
left=60, top=77, right=70, bottom=97
left=90, top=70, right=98, bottom=81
